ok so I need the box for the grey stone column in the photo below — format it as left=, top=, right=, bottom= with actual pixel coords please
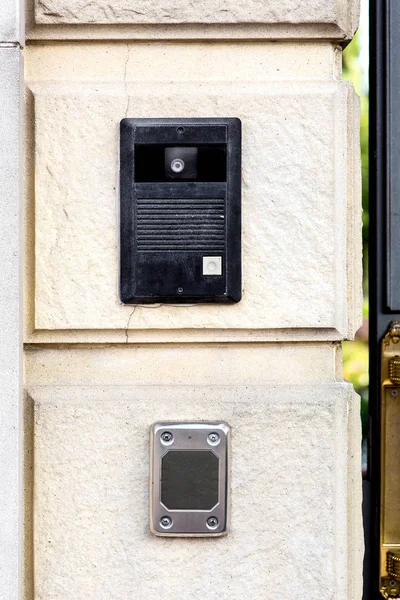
left=0, top=1, right=23, bottom=598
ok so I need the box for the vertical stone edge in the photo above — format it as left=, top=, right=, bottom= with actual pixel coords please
left=347, top=387, right=364, bottom=599
left=333, top=80, right=362, bottom=340
left=19, top=0, right=25, bottom=47
left=337, top=0, right=360, bottom=40
left=332, top=82, right=352, bottom=339
left=23, top=393, right=33, bottom=600
left=345, top=83, right=363, bottom=340
left=0, top=46, right=23, bottom=600
left=0, top=0, right=24, bottom=45
left=342, top=62, right=364, bottom=598
left=333, top=383, right=363, bottom=597
left=333, top=383, right=350, bottom=598
left=349, top=0, right=361, bottom=40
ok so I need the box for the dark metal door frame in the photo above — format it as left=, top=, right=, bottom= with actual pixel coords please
left=368, top=0, right=400, bottom=596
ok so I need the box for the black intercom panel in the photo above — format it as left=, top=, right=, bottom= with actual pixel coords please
left=119, top=118, right=241, bottom=304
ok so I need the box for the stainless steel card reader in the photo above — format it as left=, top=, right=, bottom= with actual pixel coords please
left=150, top=422, right=230, bottom=537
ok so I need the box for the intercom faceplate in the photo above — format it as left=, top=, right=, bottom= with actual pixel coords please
left=119, top=118, right=241, bottom=304
left=150, top=422, right=230, bottom=537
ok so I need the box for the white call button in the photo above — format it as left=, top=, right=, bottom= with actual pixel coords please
left=203, top=256, right=222, bottom=276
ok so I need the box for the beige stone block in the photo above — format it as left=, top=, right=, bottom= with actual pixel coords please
left=27, top=77, right=361, bottom=341
left=30, top=0, right=359, bottom=41
left=24, top=42, right=341, bottom=84
left=24, top=343, right=341, bottom=387
left=29, top=383, right=360, bottom=599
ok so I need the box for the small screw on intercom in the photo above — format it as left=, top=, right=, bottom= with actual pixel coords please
left=177, top=287, right=184, bottom=294
left=160, top=516, right=173, bottom=529
left=208, top=432, right=220, bottom=445
left=207, top=516, right=219, bottom=529
left=161, top=431, right=174, bottom=444
left=391, top=389, right=398, bottom=398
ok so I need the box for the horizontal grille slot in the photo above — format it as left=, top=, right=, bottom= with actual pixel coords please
left=136, top=198, right=225, bottom=252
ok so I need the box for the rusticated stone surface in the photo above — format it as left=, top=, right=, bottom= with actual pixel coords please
left=33, top=0, right=358, bottom=37
left=30, top=383, right=361, bottom=600
left=30, top=79, right=361, bottom=338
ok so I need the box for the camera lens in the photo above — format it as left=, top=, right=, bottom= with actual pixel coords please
left=170, top=158, right=185, bottom=173
left=165, top=147, right=197, bottom=179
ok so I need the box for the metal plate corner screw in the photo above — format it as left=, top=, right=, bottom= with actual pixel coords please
left=207, top=432, right=220, bottom=446
left=160, top=516, right=173, bottom=529
left=161, top=431, right=174, bottom=445
left=206, top=516, right=219, bottom=530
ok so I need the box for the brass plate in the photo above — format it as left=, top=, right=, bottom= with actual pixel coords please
left=380, top=322, right=400, bottom=598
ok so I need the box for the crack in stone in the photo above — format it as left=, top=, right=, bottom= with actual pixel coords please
left=124, top=44, right=130, bottom=118
left=125, top=307, right=136, bottom=343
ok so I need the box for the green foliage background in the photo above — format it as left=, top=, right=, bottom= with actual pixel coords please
left=343, top=34, right=369, bottom=442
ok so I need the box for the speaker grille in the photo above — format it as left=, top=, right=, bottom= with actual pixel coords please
left=136, top=198, right=226, bottom=252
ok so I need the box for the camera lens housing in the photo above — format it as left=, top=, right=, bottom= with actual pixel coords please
left=165, top=147, right=198, bottom=179
left=171, top=158, right=185, bottom=173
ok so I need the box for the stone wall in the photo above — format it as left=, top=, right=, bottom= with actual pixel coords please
left=21, top=0, right=363, bottom=598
